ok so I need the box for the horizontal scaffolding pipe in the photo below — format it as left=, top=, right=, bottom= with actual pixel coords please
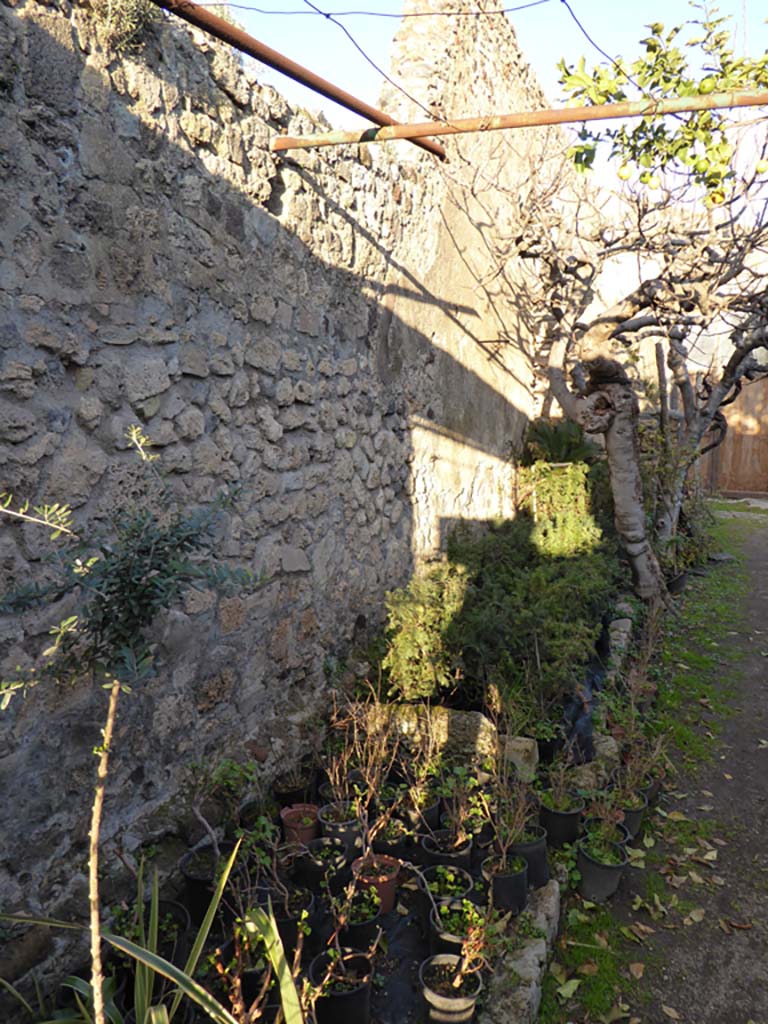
left=149, top=0, right=446, bottom=160
left=271, top=89, right=768, bottom=152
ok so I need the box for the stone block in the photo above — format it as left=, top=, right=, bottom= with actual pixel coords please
left=124, top=357, right=172, bottom=403
left=280, top=546, right=311, bottom=573
left=505, top=734, right=539, bottom=780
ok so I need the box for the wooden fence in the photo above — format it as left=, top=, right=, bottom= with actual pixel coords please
left=700, top=376, right=768, bottom=495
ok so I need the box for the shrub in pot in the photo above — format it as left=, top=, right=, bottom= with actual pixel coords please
left=271, top=761, right=318, bottom=808
left=337, top=886, right=382, bottom=949
left=481, top=853, right=527, bottom=916
left=351, top=852, right=401, bottom=914
left=308, top=949, right=373, bottom=1024
left=576, top=822, right=628, bottom=902
left=372, top=815, right=414, bottom=858
left=537, top=753, right=585, bottom=848
left=318, top=801, right=364, bottom=862
left=294, top=836, right=348, bottom=892
left=480, top=775, right=549, bottom=890
left=419, top=953, right=483, bottom=1023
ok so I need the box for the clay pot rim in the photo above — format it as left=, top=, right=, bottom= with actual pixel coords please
left=351, top=852, right=401, bottom=883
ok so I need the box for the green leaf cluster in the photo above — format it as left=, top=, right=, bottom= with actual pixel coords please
left=1, top=431, right=258, bottom=705
left=382, top=465, right=622, bottom=724
left=558, top=6, right=768, bottom=197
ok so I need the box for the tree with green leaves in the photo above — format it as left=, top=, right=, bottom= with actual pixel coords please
left=531, top=5, right=768, bottom=596
left=1, top=428, right=255, bottom=1024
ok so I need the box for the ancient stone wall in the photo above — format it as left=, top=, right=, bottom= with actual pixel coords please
left=0, top=0, right=566, bottom=996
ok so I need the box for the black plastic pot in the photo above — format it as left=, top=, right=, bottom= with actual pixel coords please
left=339, top=903, right=382, bottom=949
left=576, top=842, right=627, bottom=902
left=372, top=819, right=414, bottom=860
left=421, top=831, right=473, bottom=871
left=271, top=767, right=317, bottom=809
left=429, top=900, right=472, bottom=957
left=417, top=865, right=478, bottom=937
left=420, top=865, right=475, bottom=903
left=582, top=818, right=631, bottom=846
left=308, top=950, right=372, bottom=1024
left=509, top=825, right=550, bottom=888
left=538, top=796, right=585, bottom=848
left=178, top=841, right=237, bottom=927
left=274, top=888, right=315, bottom=958
left=402, top=794, right=441, bottom=832
left=419, top=954, right=483, bottom=1023
left=641, top=773, right=664, bottom=807
left=294, top=837, right=348, bottom=891
left=318, top=802, right=363, bottom=862
left=536, top=735, right=564, bottom=765
left=481, top=856, right=528, bottom=915
left=618, top=792, right=648, bottom=839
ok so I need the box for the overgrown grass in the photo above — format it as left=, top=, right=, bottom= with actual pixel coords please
left=707, top=497, right=768, bottom=516
left=539, top=902, right=639, bottom=1022
left=650, top=515, right=750, bottom=767
left=539, top=514, right=751, bottom=1023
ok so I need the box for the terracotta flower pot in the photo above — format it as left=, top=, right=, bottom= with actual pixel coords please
left=280, top=803, right=320, bottom=845
left=352, top=853, right=401, bottom=913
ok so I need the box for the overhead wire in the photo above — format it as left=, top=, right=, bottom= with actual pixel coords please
left=193, top=1, right=552, bottom=17
left=297, top=0, right=450, bottom=123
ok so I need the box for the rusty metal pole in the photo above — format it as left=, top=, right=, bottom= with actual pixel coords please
left=271, top=89, right=768, bottom=152
left=149, top=0, right=446, bottom=161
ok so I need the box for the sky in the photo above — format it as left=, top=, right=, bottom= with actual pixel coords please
left=223, top=0, right=768, bottom=128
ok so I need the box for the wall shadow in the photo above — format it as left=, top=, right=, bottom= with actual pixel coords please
left=0, top=5, right=534, bottom=1006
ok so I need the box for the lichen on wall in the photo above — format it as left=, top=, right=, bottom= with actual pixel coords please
left=0, top=0, right=567, bottom=1000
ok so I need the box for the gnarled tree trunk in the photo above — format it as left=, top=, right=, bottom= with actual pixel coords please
left=549, top=351, right=664, bottom=600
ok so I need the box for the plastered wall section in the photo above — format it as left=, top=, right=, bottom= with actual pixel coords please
left=0, top=0, right=554, bottom=994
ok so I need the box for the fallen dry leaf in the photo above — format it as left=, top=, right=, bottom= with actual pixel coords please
left=629, top=961, right=645, bottom=979
left=595, top=931, right=610, bottom=949
left=712, top=875, right=726, bottom=886
left=728, top=920, right=753, bottom=930
left=723, top=772, right=733, bottom=780
left=556, top=978, right=581, bottom=1001
left=718, top=918, right=732, bottom=934
left=662, top=1006, right=682, bottom=1020
left=701, top=789, right=714, bottom=797
left=688, top=871, right=705, bottom=884
left=712, top=838, right=728, bottom=846
left=549, top=961, right=567, bottom=984
left=632, top=921, right=656, bottom=937
left=667, top=873, right=687, bottom=888
left=578, top=962, right=599, bottom=976
left=667, top=811, right=690, bottom=822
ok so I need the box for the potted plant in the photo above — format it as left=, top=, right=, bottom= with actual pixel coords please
left=485, top=775, right=549, bottom=890
left=420, top=910, right=496, bottom=1024
left=341, top=693, right=405, bottom=913
left=371, top=815, right=413, bottom=859
left=307, top=949, right=373, bottom=1024
left=337, top=886, right=382, bottom=949
left=576, top=819, right=628, bottom=902
left=479, top=781, right=529, bottom=915
left=279, top=803, right=320, bottom=845
left=429, top=899, right=487, bottom=958
left=294, top=836, right=348, bottom=893
left=417, top=864, right=478, bottom=937
left=421, top=764, right=480, bottom=870
left=537, top=751, right=585, bottom=847
left=419, top=953, right=483, bottom=1024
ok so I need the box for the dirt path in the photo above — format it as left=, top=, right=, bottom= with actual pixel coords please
left=613, top=519, right=768, bottom=1023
